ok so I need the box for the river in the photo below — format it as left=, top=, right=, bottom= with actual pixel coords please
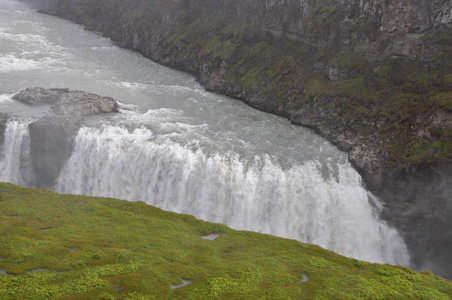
left=0, top=0, right=410, bottom=266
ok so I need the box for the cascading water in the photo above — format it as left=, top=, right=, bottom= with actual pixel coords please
left=0, top=117, right=33, bottom=186
left=0, top=0, right=410, bottom=269
left=54, top=123, right=409, bottom=266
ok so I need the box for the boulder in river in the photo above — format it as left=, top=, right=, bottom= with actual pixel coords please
left=13, top=87, right=118, bottom=116
left=13, top=87, right=67, bottom=106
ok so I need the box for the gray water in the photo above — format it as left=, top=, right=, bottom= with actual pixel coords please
left=0, top=0, right=410, bottom=265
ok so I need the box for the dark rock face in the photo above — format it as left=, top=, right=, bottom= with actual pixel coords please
left=20, top=0, right=452, bottom=278
left=28, top=115, right=82, bottom=188
left=375, top=164, right=452, bottom=279
left=14, top=88, right=118, bottom=188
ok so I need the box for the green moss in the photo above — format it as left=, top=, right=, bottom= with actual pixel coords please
left=329, top=54, right=370, bottom=75
left=201, top=38, right=222, bottom=55
left=249, top=41, right=273, bottom=58
left=222, top=22, right=247, bottom=39
left=311, top=1, right=340, bottom=25
left=426, top=28, right=452, bottom=46
left=406, top=141, right=452, bottom=164
left=0, top=183, right=451, bottom=299
left=430, top=91, right=452, bottom=112
left=239, top=67, right=262, bottom=89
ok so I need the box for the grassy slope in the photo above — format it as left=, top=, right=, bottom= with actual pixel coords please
left=0, top=183, right=451, bottom=299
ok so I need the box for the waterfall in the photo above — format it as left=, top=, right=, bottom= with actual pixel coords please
left=55, top=125, right=410, bottom=266
left=0, top=117, right=33, bottom=186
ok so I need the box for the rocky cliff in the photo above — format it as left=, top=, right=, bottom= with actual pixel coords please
left=22, top=0, right=452, bottom=278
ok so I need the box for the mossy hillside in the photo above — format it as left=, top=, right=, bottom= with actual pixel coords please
left=0, top=183, right=452, bottom=299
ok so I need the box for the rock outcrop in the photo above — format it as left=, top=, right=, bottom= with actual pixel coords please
left=13, top=87, right=118, bottom=116
left=19, top=0, right=452, bottom=278
left=13, top=88, right=118, bottom=188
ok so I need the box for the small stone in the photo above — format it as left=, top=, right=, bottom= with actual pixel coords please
left=0, top=270, right=12, bottom=276
left=201, top=234, right=220, bottom=240
left=171, top=279, right=192, bottom=290
left=299, top=274, right=310, bottom=283
left=26, top=269, right=48, bottom=274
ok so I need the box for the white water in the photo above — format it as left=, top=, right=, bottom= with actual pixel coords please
left=0, top=117, right=33, bottom=186
left=0, top=0, right=410, bottom=266
left=54, top=125, right=408, bottom=264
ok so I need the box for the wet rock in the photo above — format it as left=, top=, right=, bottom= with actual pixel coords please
left=13, top=87, right=118, bottom=116
left=28, top=115, right=82, bottom=188
left=13, top=87, right=67, bottom=106
left=52, top=90, right=118, bottom=116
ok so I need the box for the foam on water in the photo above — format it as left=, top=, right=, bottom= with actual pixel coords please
left=0, top=32, right=52, bottom=46
left=0, top=54, right=64, bottom=72
left=0, top=93, right=13, bottom=104
left=117, top=81, right=151, bottom=90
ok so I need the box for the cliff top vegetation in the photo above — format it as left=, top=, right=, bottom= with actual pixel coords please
left=0, top=183, right=451, bottom=299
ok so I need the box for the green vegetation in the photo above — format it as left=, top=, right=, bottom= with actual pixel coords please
left=426, top=28, right=452, bottom=46
left=310, top=1, right=340, bottom=26
left=0, top=183, right=452, bottom=299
